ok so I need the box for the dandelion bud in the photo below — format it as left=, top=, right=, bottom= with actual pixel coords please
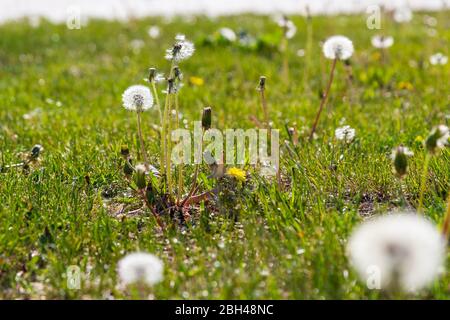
left=173, top=66, right=182, bottom=81
left=167, top=78, right=175, bottom=94
left=134, top=164, right=147, bottom=190
left=30, top=144, right=43, bottom=160
left=202, top=107, right=212, bottom=130
left=145, top=181, right=157, bottom=206
left=123, top=158, right=134, bottom=176
left=391, top=145, right=413, bottom=178
left=258, top=76, right=266, bottom=91
left=148, top=68, right=156, bottom=82
left=120, top=145, right=130, bottom=157
left=425, top=125, right=449, bottom=154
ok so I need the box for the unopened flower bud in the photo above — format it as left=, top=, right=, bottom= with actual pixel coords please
left=173, top=66, right=182, bottom=81
left=123, top=158, right=134, bottom=176
left=134, top=164, right=147, bottom=189
left=258, top=76, right=266, bottom=91
left=202, top=107, right=212, bottom=130
left=30, top=144, right=43, bottom=160
left=391, top=145, right=413, bottom=179
left=120, top=145, right=130, bottom=157
left=145, top=182, right=157, bottom=206
left=148, top=68, right=156, bottom=82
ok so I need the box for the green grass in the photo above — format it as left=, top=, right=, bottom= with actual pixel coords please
left=0, top=12, right=449, bottom=299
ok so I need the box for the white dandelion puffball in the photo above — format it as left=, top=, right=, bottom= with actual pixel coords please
left=335, top=125, right=356, bottom=143
left=432, top=125, right=449, bottom=149
left=323, top=35, right=354, bottom=60
left=276, top=16, right=297, bottom=39
left=219, top=27, right=237, bottom=42
left=394, top=7, right=413, bottom=23
left=348, top=213, right=445, bottom=292
left=122, top=85, right=153, bottom=112
left=117, top=252, right=164, bottom=286
left=148, top=26, right=160, bottom=39
left=429, top=53, right=448, bottom=65
left=371, top=35, right=394, bottom=49
left=165, top=34, right=195, bottom=62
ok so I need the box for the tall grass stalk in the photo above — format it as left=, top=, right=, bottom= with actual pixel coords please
left=309, top=58, right=337, bottom=141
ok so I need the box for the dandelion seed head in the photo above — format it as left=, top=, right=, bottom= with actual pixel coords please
left=117, top=252, right=164, bottom=286
left=429, top=53, right=448, bottom=65
left=394, top=7, right=413, bottom=23
left=371, top=35, right=394, bottom=49
left=148, top=26, right=160, bottom=39
left=335, top=125, right=355, bottom=143
left=347, top=213, right=445, bottom=292
left=165, top=34, right=195, bottom=62
left=276, top=16, right=297, bottom=39
left=323, top=35, right=354, bottom=60
left=122, top=85, right=153, bottom=112
left=219, top=27, right=237, bottom=42
left=425, top=125, right=449, bottom=153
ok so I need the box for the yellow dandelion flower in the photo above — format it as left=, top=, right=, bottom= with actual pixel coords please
left=415, top=135, right=424, bottom=143
left=397, top=81, right=414, bottom=91
left=371, top=51, right=381, bottom=61
left=189, top=76, right=204, bottom=86
left=226, top=167, right=246, bottom=182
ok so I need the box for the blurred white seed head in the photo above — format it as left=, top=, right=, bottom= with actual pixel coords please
left=371, top=35, right=394, bottom=49
left=394, top=7, right=413, bottom=23
left=323, top=35, right=354, bottom=60
left=117, top=252, right=164, bottom=286
left=122, top=85, right=153, bottom=112
left=165, top=34, right=195, bottom=62
left=348, top=213, right=445, bottom=292
left=335, top=125, right=356, bottom=143
left=276, top=16, right=297, bottom=39
left=429, top=53, right=448, bottom=65
left=425, top=125, right=449, bottom=153
left=148, top=25, right=161, bottom=39
left=219, top=27, right=237, bottom=42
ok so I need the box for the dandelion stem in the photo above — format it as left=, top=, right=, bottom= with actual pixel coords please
left=150, top=81, right=164, bottom=176
left=174, top=93, right=183, bottom=204
left=442, top=193, right=450, bottom=239
left=281, top=37, right=289, bottom=84
left=150, top=82, right=163, bottom=128
left=181, top=128, right=204, bottom=207
left=166, top=93, right=173, bottom=195
left=417, top=153, right=431, bottom=213
left=161, top=88, right=169, bottom=188
left=136, top=111, right=149, bottom=167
left=304, top=7, right=312, bottom=93
left=258, top=80, right=269, bottom=129
left=309, top=58, right=337, bottom=141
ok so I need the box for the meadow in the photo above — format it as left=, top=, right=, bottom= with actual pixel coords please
left=0, top=11, right=449, bottom=299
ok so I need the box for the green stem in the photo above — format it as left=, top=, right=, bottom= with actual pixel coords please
left=150, top=81, right=164, bottom=176
left=136, top=112, right=148, bottom=167
left=166, top=93, right=173, bottom=195
left=442, top=193, right=450, bottom=239
left=174, top=94, right=183, bottom=204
